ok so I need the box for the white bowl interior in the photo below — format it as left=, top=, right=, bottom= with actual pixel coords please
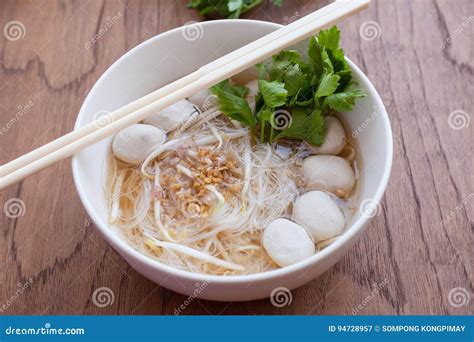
left=72, top=20, right=392, bottom=301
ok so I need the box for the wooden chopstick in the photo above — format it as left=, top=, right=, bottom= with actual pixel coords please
left=0, top=0, right=369, bottom=190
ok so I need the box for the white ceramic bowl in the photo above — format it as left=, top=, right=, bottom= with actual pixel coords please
left=72, top=20, right=393, bottom=301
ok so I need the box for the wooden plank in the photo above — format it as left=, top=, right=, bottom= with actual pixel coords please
left=0, top=0, right=471, bottom=315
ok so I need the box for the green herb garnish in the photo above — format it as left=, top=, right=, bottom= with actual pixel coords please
left=188, top=0, right=282, bottom=19
left=211, top=80, right=256, bottom=127
left=211, top=26, right=365, bottom=146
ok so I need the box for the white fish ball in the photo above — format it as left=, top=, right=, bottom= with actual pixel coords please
left=303, top=155, right=355, bottom=198
left=188, top=89, right=217, bottom=110
left=143, top=99, right=197, bottom=132
left=306, top=116, right=346, bottom=155
left=263, top=218, right=315, bottom=267
left=292, top=191, right=346, bottom=242
left=112, top=124, right=166, bottom=164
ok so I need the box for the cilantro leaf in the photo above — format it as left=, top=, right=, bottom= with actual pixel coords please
left=277, top=107, right=326, bottom=146
left=258, top=80, right=288, bottom=108
left=324, top=89, right=366, bottom=112
left=277, top=106, right=311, bottom=140
left=213, top=79, right=248, bottom=97
left=264, top=51, right=300, bottom=82
left=282, top=64, right=306, bottom=97
left=255, top=62, right=269, bottom=80
left=188, top=0, right=281, bottom=19
left=306, top=109, right=326, bottom=146
left=317, top=26, right=340, bottom=53
left=315, top=72, right=340, bottom=98
left=187, top=0, right=230, bottom=17
left=335, top=68, right=352, bottom=92
left=308, top=37, right=324, bottom=78
left=294, top=98, right=313, bottom=107
left=211, top=81, right=256, bottom=126
left=272, top=50, right=301, bottom=65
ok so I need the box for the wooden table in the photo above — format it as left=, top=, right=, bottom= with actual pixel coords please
left=0, top=0, right=472, bottom=315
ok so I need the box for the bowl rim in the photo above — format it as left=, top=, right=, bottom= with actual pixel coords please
left=72, top=19, right=393, bottom=284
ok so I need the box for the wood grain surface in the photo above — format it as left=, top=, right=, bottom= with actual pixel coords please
left=0, top=0, right=472, bottom=315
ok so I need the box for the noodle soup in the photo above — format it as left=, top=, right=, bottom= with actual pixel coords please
left=106, top=26, right=364, bottom=276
